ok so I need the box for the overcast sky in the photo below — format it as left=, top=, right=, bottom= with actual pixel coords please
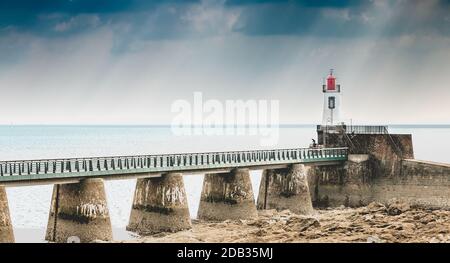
left=0, top=0, right=449, bottom=125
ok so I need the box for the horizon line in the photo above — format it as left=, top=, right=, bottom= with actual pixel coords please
left=0, top=123, right=449, bottom=127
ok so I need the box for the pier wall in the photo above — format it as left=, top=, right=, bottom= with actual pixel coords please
left=318, top=133, right=414, bottom=176
left=310, top=156, right=450, bottom=210
left=310, top=154, right=373, bottom=207
left=372, top=159, right=450, bottom=209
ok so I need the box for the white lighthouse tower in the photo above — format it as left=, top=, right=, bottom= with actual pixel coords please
left=322, top=69, right=341, bottom=125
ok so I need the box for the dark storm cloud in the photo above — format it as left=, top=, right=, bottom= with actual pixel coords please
left=0, top=0, right=449, bottom=38
left=0, top=0, right=364, bottom=33
left=224, top=0, right=363, bottom=8
left=0, top=0, right=196, bottom=16
left=0, top=0, right=198, bottom=36
left=230, top=3, right=369, bottom=37
left=230, top=0, right=450, bottom=37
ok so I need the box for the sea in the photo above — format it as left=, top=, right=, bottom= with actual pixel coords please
left=0, top=125, right=449, bottom=242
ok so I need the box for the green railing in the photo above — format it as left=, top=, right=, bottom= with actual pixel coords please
left=0, top=147, right=348, bottom=183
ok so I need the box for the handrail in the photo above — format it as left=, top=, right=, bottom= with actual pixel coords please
left=0, top=147, right=348, bottom=178
left=383, top=127, right=403, bottom=158
left=342, top=132, right=357, bottom=151
left=317, top=125, right=388, bottom=134
left=0, top=147, right=348, bottom=164
left=346, top=125, right=387, bottom=134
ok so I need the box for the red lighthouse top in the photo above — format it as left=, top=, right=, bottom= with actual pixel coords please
left=326, top=69, right=336, bottom=91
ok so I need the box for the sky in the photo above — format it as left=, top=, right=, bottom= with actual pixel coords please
left=0, top=0, right=449, bottom=125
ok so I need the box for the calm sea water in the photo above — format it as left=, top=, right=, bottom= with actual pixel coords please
left=0, top=125, right=449, bottom=242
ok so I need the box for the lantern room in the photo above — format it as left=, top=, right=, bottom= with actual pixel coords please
left=327, top=70, right=336, bottom=91
left=322, top=69, right=340, bottom=93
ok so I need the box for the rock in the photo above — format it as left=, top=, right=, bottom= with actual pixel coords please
left=337, top=205, right=346, bottom=210
left=387, top=200, right=410, bottom=216
left=286, top=216, right=320, bottom=232
left=366, top=202, right=386, bottom=213
left=363, top=214, right=374, bottom=221
left=386, top=222, right=405, bottom=230
left=279, top=210, right=292, bottom=216
left=429, top=237, right=440, bottom=243
left=238, top=219, right=247, bottom=225
left=152, top=232, right=167, bottom=238
left=419, top=214, right=435, bottom=224
left=247, top=218, right=268, bottom=228
left=258, top=209, right=277, bottom=217
left=367, top=235, right=384, bottom=243
left=379, top=233, right=396, bottom=242
left=91, top=239, right=107, bottom=243
left=401, top=223, right=416, bottom=232
left=253, top=229, right=267, bottom=237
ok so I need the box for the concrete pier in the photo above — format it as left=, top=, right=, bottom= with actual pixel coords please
left=45, top=179, right=113, bottom=243
left=198, top=168, right=258, bottom=221
left=127, top=173, right=191, bottom=235
left=0, top=186, right=14, bottom=243
left=257, top=164, right=314, bottom=215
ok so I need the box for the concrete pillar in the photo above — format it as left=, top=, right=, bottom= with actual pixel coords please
left=45, top=179, right=113, bottom=243
left=198, top=168, right=258, bottom=221
left=0, top=186, right=14, bottom=243
left=257, top=164, right=314, bottom=215
left=127, top=173, right=191, bottom=235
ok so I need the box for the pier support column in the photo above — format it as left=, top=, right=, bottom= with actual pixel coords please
left=197, top=168, right=258, bottom=221
left=127, top=173, right=191, bottom=235
left=257, top=164, right=314, bottom=215
left=45, top=179, right=113, bottom=243
left=0, top=186, right=14, bottom=243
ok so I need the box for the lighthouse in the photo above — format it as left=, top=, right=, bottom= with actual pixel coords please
left=322, top=69, right=341, bottom=125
